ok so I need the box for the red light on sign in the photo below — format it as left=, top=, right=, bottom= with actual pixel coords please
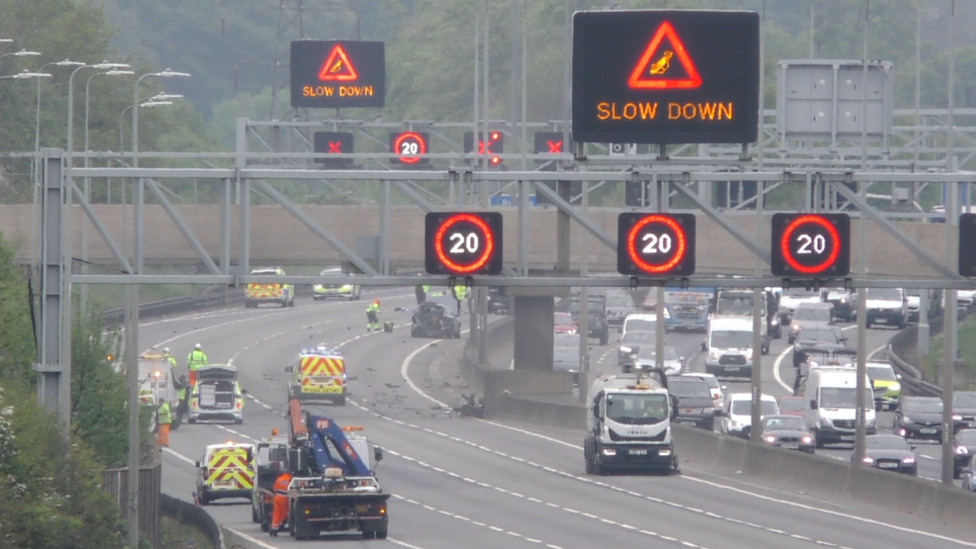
left=628, top=21, right=701, bottom=89
left=617, top=213, right=695, bottom=276
left=390, top=131, right=429, bottom=165
left=547, top=141, right=563, bottom=153
left=425, top=212, right=504, bottom=275
left=770, top=213, right=850, bottom=277
left=464, top=131, right=504, bottom=167
left=318, top=44, right=359, bottom=81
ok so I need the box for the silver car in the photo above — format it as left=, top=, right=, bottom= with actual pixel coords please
left=631, top=345, right=683, bottom=376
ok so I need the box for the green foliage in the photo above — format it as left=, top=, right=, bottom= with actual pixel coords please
left=0, top=232, right=36, bottom=385
left=0, top=385, right=127, bottom=549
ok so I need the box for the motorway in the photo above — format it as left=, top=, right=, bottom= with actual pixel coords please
left=143, top=290, right=976, bottom=549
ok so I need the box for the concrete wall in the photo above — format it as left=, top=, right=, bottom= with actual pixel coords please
left=513, top=296, right=554, bottom=371
left=0, top=204, right=958, bottom=278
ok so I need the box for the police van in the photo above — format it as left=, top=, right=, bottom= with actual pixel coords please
left=286, top=346, right=347, bottom=405
left=196, top=441, right=256, bottom=505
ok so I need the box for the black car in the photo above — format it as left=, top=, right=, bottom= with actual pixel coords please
left=409, top=301, right=461, bottom=338
left=792, top=326, right=847, bottom=367
left=617, top=330, right=657, bottom=368
left=953, top=429, right=976, bottom=478
left=487, top=287, right=510, bottom=315
left=570, top=293, right=610, bottom=345
left=894, top=396, right=944, bottom=441
left=823, top=287, right=855, bottom=322
left=860, top=434, right=918, bottom=475
left=953, top=391, right=976, bottom=432
left=666, top=377, right=716, bottom=431
left=760, top=415, right=815, bottom=454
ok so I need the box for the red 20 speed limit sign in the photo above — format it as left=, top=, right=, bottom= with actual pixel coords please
left=770, top=213, right=850, bottom=277
left=617, top=213, right=696, bottom=276
left=425, top=212, right=504, bottom=275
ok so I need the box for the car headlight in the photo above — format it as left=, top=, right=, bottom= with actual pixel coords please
left=957, top=446, right=969, bottom=455
left=709, top=351, right=720, bottom=361
left=801, top=435, right=813, bottom=444
left=764, top=435, right=776, bottom=443
left=601, top=448, right=617, bottom=456
left=890, top=383, right=901, bottom=392
left=840, top=298, right=847, bottom=304
left=745, top=349, right=754, bottom=360
left=862, top=456, right=874, bottom=464
left=902, top=457, right=916, bottom=464
left=771, top=319, right=779, bottom=326
left=953, top=414, right=963, bottom=421
left=620, top=346, right=632, bottom=354
left=792, top=324, right=800, bottom=331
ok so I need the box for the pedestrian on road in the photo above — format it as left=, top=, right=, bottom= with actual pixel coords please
left=366, top=299, right=381, bottom=332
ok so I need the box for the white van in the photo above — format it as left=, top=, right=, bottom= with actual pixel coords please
left=864, top=288, right=908, bottom=329
left=621, top=313, right=660, bottom=337
left=703, top=317, right=754, bottom=379
left=802, top=366, right=876, bottom=448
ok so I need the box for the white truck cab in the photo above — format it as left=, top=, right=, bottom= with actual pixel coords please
left=583, top=374, right=679, bottom=475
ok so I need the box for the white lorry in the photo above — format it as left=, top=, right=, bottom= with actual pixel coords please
left=583, top=373, right=679, bottom=475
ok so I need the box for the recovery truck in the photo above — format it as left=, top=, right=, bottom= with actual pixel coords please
left=255, top=399, right=389, bottom=539
left=583, top=371, right=680, bottom=475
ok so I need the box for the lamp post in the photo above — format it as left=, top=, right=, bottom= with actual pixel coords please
left=118, top=100, right=174, bottom=155
left=79, top=69, right=134, bottom=312
left=132, top=69, right=190, bottom=168
left=66, top=62, right=130, bottom=172
left=35, top=60, right=84, bottom=178
left=0, top=48, right=41, bottom=64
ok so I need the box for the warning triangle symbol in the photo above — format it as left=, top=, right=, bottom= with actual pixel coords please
left=318, top=44, right=359, bottom=81
left=628, top=21, right=702, bottom=90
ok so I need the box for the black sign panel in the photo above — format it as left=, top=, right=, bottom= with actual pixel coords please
left=463, top=131, right=504, bottom=167
left=770, top=213, right=850, bottom=278
left=572, top=10, right=759, bottom=145
left=313, top=131, right=354, bottom=165
left=534, top=131, right=571, bottom=164
left=390, top=131, right=430, bottom=166
left=290, top=40, right=385, bottom=108
left=425, top=212, right=503, bottom=275
left=617, top=213, right=695, bottom=276
left=959, top=213, right=976, bottom=276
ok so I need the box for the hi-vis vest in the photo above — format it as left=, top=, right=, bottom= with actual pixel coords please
left=296, top=354, right=345, bottom=395
left=203, top=445, right=255, bottom=490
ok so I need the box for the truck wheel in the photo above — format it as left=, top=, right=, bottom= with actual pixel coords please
left=334, top=394, right=347, bottom=406
left=376, top=528, right=388, bottom=539
left=599, top=332, right=609, bottom=346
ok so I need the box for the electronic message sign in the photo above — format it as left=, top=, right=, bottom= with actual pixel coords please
left=959, top=213, right=976, bottom=277
left=770, top=213, right=850, bottom=278
left=425, top=212, right=504, bottom=275
left=290, top=40, right=385, bottom=108
left=572, top=10, right=759, bottom=145
left=463, top=131, right=504, bottom=167
left=617, top=213, right=695, bottom=276
left=313, top=131, right=354, bottom=166
left=390, top=131, right=430, bottom=166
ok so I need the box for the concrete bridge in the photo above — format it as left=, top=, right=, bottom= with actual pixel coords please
left=0, top=203, right=962, bottom=280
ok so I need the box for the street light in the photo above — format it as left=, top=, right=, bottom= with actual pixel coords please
left=66, top=61, right=131, bottom=171
left=35, top=59, right=85, bottom=170
left=0, top=70, right=51, bottom=81
left=132, top=69, right=190, bottom=167
left=85, top=69, right=135, bottom=166
left=118, top=100, right=174, bottom=154
left=0, top=49, right=42, bottom=63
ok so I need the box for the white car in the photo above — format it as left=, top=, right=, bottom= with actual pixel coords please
left=630, top=345, right=683, bottom=376
left=720, top=393, right=780, bottom=438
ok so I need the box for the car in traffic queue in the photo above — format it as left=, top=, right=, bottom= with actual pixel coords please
left=759, top=415, right=816, bottom=454
left=864, top=287, right=909, bottom=329
left=894, top=396, right=944, bottom=442
left=823, top=287, right=855, bottom=322
left=621, top=312, right=661, bottom=336
left=859, top=434, right=918, bottom=476
left=629, top=345, right=683, bottom=377
left=720, top=393, right=780, bottom=439
left=776, top=396, right=805, bottom=418
left=487, top=287, right=511, bottom=315
left=792, top=325, right=848, bottom=367
left=667, top=376, right=716, bottom=430
left=554, top=312, right=578, bottom=335
left=953, top=391, right=976, bottom=432
left=196, top=441, right=256, bottom=505
left=787, top=302, right=835, bottom=343
left=953, top=429, right=976, bottom=478
left=866, top=361, right=902, bottom=411
left=605, top=290, right=636, bottom=327
left=680, top=373, right=725, bottom=415
left=617, top=330, right=656, bottom=368
left=570, top=292, right=611, bottom=345
left=793, top=342, right=857, bottom=395
left=312, top=268, right=361, bottom=301
left=961, top=454, right=976, bottom=492
left=778, top=287, right=823, bottom=323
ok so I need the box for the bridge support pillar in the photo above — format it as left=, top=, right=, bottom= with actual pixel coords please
left=513, top=296, right=553, bottom=371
